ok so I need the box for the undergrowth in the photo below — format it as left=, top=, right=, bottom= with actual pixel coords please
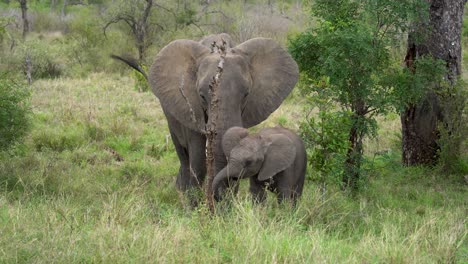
left=0, top=73, right=466, bottom=263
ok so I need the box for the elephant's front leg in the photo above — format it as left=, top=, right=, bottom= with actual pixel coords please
left=170, top=130, right=193, bottom=191
left=166, top=114, right=206, bottom=206
left=187, top=132, right=207, bottom=187
left=171, top=131, right=206, bottom=207
left=249, top=177, right=267, bottom=204
left=173, top=139, right=207, bottom=189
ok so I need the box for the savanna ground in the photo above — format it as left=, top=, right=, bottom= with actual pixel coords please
left=1, top=74, right=466, bottom=263
left=1, top=1, right=467, bottom=263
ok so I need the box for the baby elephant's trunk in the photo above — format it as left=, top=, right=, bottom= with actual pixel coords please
left=212, top=167, right=228, bottom=201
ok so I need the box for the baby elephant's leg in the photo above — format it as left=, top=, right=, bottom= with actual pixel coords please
left=249, top=177, right=267, bottom=203
left=275, top=173, right=301, bottom=205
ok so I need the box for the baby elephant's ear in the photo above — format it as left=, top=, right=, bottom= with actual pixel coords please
left=258, top=134, right=296, bottom=181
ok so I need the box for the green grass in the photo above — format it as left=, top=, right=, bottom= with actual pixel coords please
left=0, top=72, right=466, bottom=263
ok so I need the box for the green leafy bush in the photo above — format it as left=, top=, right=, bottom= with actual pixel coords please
left=299, top=77, right=350, bottom=185
left=62, top=7, right=108, bottom=76
left=0, top=76, right=30, bottom=150
left=8, top=39, right=63, bottom=79
left=289, top=0, right=428, bottom=191
left=437, top=80, right=468, bottom=175
left=31, top=11, right=65, bottom=32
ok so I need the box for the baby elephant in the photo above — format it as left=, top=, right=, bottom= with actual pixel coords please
left=212, top=126, right=307, bottom=204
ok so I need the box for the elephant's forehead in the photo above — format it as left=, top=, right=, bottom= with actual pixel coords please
left=198, top=54, right=248, bottom=72
left=239, top=137, right=260, bottom=150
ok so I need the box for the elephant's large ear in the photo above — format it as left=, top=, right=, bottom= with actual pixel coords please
left=258, top=134, right=296, bottom=181
left=149, top=40, right=210, bottom=131
left=233, top=38, right=299, bottom=128
left=222, top=126, right=249, bottom=159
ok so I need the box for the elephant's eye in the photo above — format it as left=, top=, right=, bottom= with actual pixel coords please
left=245, top=158, right=253, bottom=167
left=200, top=94, right=207, bottom=103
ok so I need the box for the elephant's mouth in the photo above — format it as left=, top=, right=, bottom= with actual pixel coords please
left=203, top=109, right=208, bottom=126
left=227, top=164, right=246, bottom=179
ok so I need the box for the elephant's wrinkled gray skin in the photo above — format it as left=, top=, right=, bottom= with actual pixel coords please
left=148, top=34, right=298, bottom=205
left=213, top=126, right=307, bottom=204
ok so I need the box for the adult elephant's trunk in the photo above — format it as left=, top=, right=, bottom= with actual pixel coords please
left=214, top=127, right=228, bottom=172
left=213, top=103, right=243, bottom=174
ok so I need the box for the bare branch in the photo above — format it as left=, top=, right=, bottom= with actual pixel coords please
left=201, top=10, right=230, bottom=20
left=189, top=165, right=200, bottom=186
left=189, top=22, right=205, bottom=35
left=103, top=15, right=136, bottom=39
left=178, top=74, right=198, bottom=125
left=205, top=39, right=227, bottom=213
left=154, top=2, right=174, bottom=14
left=24, top=51, right=32, bottom=85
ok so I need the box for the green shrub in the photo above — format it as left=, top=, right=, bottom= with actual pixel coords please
left=0, top=76, right=30, bottom=150
left=289, top=0, right=430, bottom=191
left=299, top=78, right=351, bottom=186
left=436, top=80, right=468, bottom=175
left=31, top=11, right=65, bottom=32
left=62, top=7, right=108, bottom=76
left=10, top=38, right=63, bottom=79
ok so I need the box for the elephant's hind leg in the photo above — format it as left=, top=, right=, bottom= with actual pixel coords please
left=275, top=173, right=301, bottom=206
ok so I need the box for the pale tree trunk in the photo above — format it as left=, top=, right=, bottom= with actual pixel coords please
left=401, top=0, right=466, bottom=166
left=18, top=0, right=29, bottom=39
left=18, top=0, right=32, bottom=84
left=136, top=0, right=153, bottom=63
left=50, top=0, right=56, bottom=10
left=61, top=0, right=67, bottom=18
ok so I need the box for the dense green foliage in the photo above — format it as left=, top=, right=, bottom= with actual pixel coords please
left=298, top=77, right=351, bottom=186
left=289, top=0, right=434, bottom=190
left=0, top=76, right=30, bottom=150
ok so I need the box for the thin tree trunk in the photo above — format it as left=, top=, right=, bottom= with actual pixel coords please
left=343, top=119, right=364, bottom=191
left=205, top=41, right=227, bottom=213
left=19, top=0, right=29, bottom=39
left=401, top=0, right=465, bottom=166
left=61, top=0, right=67, bottom=18
left=25, top=51, right=32, bottom=85
left=136, top=0, right=153, bottom=63
left=342, top=96, right=366, bottom=191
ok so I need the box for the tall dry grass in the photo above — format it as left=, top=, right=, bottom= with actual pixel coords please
left=0, top=72, right=466, bottom=263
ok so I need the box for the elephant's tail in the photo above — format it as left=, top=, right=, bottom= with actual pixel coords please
left=110, top=55, right=148, bottom=80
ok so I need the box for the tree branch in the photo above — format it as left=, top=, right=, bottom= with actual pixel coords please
left=205, top=39, right=227, bottom=213
left=178, top=74, right=199, bottom=126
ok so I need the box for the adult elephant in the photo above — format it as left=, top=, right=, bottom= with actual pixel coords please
left=115, top=34, right=299, bottom=204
